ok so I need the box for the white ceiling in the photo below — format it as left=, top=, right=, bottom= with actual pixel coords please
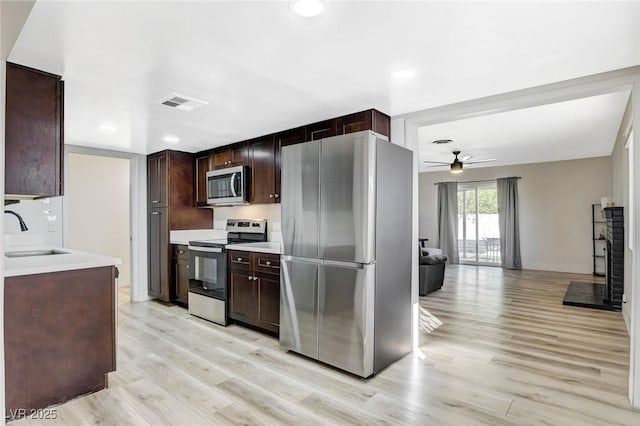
left=8, top=1, right=640, bottom=154
left=418, top=90, right=631, bottom=172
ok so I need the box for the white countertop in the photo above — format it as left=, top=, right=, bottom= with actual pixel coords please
left=225, top=242, right=281, bottom=255
left=4, top=245, right=122, bottom=278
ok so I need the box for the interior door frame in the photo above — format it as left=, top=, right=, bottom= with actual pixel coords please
left=63, top=145, right=150, bottom=303
left=391, top=65, right=640, bottom=407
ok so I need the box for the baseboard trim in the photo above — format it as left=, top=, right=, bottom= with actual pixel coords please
left=522, top=262, right=592, bottom=275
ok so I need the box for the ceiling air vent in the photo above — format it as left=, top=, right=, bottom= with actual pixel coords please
left=160, top=93, right=209, bottom=111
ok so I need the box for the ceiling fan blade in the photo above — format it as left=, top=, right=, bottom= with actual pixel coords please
left=465, top=159, right=496, bottom=164
left=461, top=155, right=472, bottom=161
left=423, top=161, right=450, bottom=165
left=426, top=164, right=449, bottom=168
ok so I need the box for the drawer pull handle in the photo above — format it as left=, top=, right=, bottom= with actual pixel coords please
left=238, top=257, right=243, bottom=261
left=186, top=265, right=190, bottom=269
left=265, top=261, right=271, bottom=266
left=269, top=194, right=274, bottom=198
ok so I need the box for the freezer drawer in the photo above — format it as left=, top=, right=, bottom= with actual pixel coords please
left=279, top=257, right=320, bottom=359
left=318, top=261, right=375, bottom=378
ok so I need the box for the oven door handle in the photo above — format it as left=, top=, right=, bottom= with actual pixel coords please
left=188, top=246, right=223, bottom=253
left=230, top=173, right=237, bottom=197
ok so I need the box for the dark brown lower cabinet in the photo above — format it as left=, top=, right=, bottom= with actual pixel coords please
left=228, top=250, right=280, bottom=334
left=229, top=269, right=256, bottom=324
left=173, top=245, right=190, bottom=305
left=4, top=266, right=116, bottom=418
left=255, top=272, right=280, bottom=333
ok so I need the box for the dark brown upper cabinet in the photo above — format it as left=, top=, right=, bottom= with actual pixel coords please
left=336, top=109, right=390, bottom=138
left=5, top=62, right=64, bottom=199
left=213, top=141, right=248, bottom=169
left=274, top=126, right=306, bottom=201
left=249, top=135, right=278, bottom=204
left=306, top=118, right=338, bottom=141
left=194, top=151, right=212, bottom=206
left=147, top=153, right=168, bottom=208
left=193, top=109, right=390, bottom=207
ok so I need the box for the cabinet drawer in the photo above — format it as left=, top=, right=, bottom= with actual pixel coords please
left=254, top=253, right=280, bottom=275
left=229, top=250, right=253, bottom=269
left=174, top=244, right=189, bottom=260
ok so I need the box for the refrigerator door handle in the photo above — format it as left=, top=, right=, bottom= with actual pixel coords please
left=322, top=259, right=373, bottom=269
left=281, top=255, right=323, bottom=265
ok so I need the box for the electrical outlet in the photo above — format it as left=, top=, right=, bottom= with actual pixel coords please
left=48, top=221, right=56, bottom=232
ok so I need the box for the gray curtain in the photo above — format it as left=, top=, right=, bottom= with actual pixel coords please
left=497, top=177, right=522, bottom=269
left=437, top=182, right=459, bottom=264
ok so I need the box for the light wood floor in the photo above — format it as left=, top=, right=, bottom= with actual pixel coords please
left=13, top=266, right=640, bottom=425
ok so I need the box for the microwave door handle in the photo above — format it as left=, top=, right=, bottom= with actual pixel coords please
left=230, top=173, right=237, bottom=197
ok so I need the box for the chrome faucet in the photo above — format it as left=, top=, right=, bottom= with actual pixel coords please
left=4, top=210, right=29, bottom=232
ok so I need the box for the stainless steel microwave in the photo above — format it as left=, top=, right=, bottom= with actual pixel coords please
left=206, top=165, right=249, bottom=205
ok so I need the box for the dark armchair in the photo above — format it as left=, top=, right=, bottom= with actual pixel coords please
left=419, top=247, right=447, bottom=296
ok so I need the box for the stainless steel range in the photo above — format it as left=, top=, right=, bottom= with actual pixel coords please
left=188, top=219, right=267, bottom=325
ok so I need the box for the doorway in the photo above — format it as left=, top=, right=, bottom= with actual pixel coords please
left=66, top=153, right=132, bottom=287
left=458, top=181, right=500, bottom=266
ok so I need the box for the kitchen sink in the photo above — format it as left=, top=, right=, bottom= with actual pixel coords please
left=5, top=249, right=69, bottom=258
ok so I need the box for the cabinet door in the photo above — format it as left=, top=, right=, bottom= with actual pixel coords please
left=175, top=256, right=190, bottom=304
left=255, top=272, right=280, bottom=334
left=230, top=141, right=249, bottom=166
left=148, top=153, right=168, bottom=208
left=148, top=209, right=169, bottom=301
left=213, top=149, right=232, bottom=169
left=229, top=269, right=256, bottom=324
left=194, top=153, right=211, bottom=206
left=5, top=63, right=64, bottom=197
left=336, top=110, right=373, bottom=135
left=275, top=127, right=306, bottom=203
left=250, top=136, right=276, bottom=204
left=306, top=119, right=337, bottom=141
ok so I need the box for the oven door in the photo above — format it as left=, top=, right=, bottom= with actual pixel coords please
left=188, top=246, right=227, bottom=300
left=206, top=166, right=247, bottom=205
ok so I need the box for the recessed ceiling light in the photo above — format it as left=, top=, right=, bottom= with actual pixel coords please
left=163, top=135, right=180, bottom=144
left=98, top=123, right=118, bottom=134
left=290, top=0, right=325, bottom=17
left=390, top=69, right=415, bottom=79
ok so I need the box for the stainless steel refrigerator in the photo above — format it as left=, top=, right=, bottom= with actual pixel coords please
left=280, top=130, right=412, bottom=378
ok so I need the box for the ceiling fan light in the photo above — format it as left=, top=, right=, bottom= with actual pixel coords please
left=450, top=162, right=463, bottom=173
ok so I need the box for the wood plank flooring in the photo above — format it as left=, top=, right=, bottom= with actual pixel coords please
left=12, top=266, right=640, bottom=425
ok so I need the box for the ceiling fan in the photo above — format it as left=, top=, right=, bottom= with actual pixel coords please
left=424, top=150, right=496, bottom=174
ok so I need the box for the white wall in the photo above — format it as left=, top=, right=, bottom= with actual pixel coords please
left=67, top=153, right=131, bottom=286
left=612, top=98, right=634, bottom=330
left=419, top=156, right=612, bottom=274
left=212, top=204, right=281, bottom=241
left=4, top=197, right=64, bottom=247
